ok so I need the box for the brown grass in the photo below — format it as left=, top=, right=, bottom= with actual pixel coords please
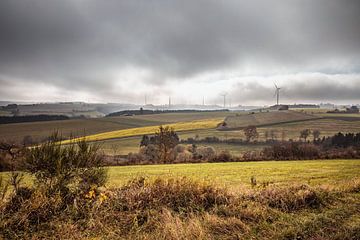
left=1, top=176, right=360, bottom=239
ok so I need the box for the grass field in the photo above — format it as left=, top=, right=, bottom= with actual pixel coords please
left=105, top=159, right=360, bottom=188
left=2, top=160, right=359, bottom=189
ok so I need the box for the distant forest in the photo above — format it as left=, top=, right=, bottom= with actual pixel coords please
left=106, top=109, right=229, bottom=117
left=0, top=115, right=70, bottom=124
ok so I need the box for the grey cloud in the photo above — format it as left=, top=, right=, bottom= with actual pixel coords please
left=0, top=0, right=360, bottom=102
left=228, top=74, right=360, bottom=105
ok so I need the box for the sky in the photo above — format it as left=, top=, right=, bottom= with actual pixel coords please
left=0, top=0, right=360, bottom=106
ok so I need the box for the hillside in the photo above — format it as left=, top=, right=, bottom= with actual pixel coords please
left=223, top=110, right=320, bottom=129
left=0, top=111, right=232, bottom=143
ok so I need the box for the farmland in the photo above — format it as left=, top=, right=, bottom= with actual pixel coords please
left=3, top=109, right=360, bottom=158
left=0, top=111, right=234, bottom=143
left=223, top=110, right=320, bottom=129
left=105, top=159, right=360, bottom=188
left=61, top=118, right=223, bottom=144
left=94, top=117, right=360, bottom=156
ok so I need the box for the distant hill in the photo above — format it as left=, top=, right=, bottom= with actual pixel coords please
left=106, top=109, right=229, bottom=117
left=221, top=110, right=321, bottom=130
left=0, top=115, right=70, bottom=124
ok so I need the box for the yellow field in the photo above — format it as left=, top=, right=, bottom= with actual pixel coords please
left=61, top=118, right=224, bottom=144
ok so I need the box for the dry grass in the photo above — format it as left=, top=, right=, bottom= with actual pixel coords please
left=1, top=176, right=359, bottom=239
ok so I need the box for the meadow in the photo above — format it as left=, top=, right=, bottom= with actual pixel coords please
left=105, top=159, right=360, bottom=188
left=2, top=159, right=359, bottom=189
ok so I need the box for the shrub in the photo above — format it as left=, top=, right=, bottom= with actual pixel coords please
left=211, top=150, right=233, bottom=162
left=0, top=132, right=108, bottom=234
left=111, top=177, right=232, bottom=214
left=25, top=133, right=106, bottom=196
left=254, top=185, right=328, bottom=212
left=262, top=142, right=320, bottom=160
left=175, top=151, right=193, bottom=163
left=195, top=146, right=216, bottom=161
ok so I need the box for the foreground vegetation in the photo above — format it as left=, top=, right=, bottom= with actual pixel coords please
left=1, top=134, right=360, bottom=239
left=1, top=174, right=359, bottom=239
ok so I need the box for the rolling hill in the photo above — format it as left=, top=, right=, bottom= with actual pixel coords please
left=222, top=110, right=321, bottom=130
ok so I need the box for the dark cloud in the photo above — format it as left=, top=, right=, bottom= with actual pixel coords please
left=0, top=0, right=360, bottom=103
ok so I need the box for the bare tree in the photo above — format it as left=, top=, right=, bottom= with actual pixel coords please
left=270, top=129, right=277, bottom=140
left=110, top=143, right=120, bottom=165
left=300, top=129, right=311, bottom=142
left=281, top=130, right=286, bottom=141
left=312, top=129, right=321, bottom=141
left=264, top=131, right=269, bottom=140
left=155, top=126, right=179, bottom=163
left=243, top=125, right=259, bottom=142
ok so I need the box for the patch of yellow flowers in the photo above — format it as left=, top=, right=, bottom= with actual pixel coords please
left=61, top=118, right=224, bottom=144
left=85, top=185, right=108, bottom=204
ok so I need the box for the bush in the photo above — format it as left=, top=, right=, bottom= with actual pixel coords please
left=25, top=133, right=106, bottom=195
left=0, top=132, right=108, bottom=237
left=175, top=151, right=193, bottom=163
left=262, top=142, right=320, bottom=160
left=254, top=185, right=328, bottom=212
left=111, top=177, right=232, bottom=214
left=211, top=150, right=234, bottom=162
left=195, top=146, right=216, bottom=161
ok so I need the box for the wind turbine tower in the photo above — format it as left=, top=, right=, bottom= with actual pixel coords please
left=274, top=83, right=281, bottom=105
left=220, top=93, right=227, bottom=108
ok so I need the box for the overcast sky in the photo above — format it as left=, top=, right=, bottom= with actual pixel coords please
left=1, top=0, right=360, bottom=106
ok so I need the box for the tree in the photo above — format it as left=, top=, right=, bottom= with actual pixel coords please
left=154, top=126, right=179, bottom=163
left=281, top=131, right=286, bottom=141
left=312, top=129, right=321, bottom=141
left=300, top=129, right=311, bottom=142
left=110, top=144, right=120, bottom=165
left=140, top=135, right=150, bottom=147
left=264, top=131, right=269, bottom=140
left=243, top=125, right=259, bottom=142
left=270, top=129, right=277, bottom=140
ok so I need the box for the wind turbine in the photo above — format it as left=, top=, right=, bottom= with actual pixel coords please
left=220, top=92, right=227, bottom=108
left=274, top=83, right=281, bottom=106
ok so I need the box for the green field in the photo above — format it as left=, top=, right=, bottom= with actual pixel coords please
left=2, top=160, right=359, bottom=189
left=105, top=160, right=360, bottom=188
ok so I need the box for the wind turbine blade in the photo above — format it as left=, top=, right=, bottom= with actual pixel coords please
left=274, top=83, right=278, bottom=89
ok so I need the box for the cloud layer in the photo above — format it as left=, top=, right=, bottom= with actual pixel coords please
left=0, top=0, right=360, bottom=104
